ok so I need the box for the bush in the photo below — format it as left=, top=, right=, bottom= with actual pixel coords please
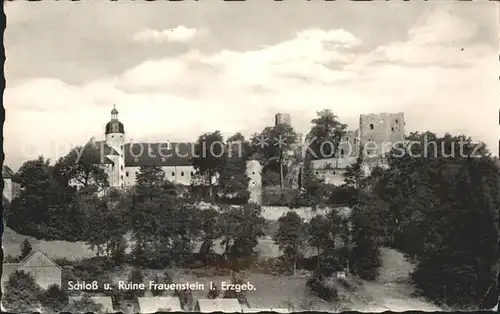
left=4, top=254, right=20, bottom=263
left=262, top=187, right=299, bottom=207
left=39, top=284, right=69, bottom=312
left=3, top=270, right=43, bottom=312
left=306, top=272, right=338, bottom=302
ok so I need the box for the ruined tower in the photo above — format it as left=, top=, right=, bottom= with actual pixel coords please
left=246, top=158, right=263, bottom=205
left=359, top=112, right=405, bottom=157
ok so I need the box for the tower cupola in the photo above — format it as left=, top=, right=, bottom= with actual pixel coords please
left=105, top=105, right=125, bottom=135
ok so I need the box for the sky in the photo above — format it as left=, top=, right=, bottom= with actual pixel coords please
left=4, top=1, right=499, bottom=171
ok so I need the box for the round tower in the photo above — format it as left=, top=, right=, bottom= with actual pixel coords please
left=105, top=105, right=126, bottom=188
left=245, top=158, right=263, bottom=205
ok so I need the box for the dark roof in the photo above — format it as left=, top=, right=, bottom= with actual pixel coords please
left=105, top=120, right=125, bottom=135
left=2, top=165, right=14, bottom=179
left=82, top=139, right=117, bottom=165
left=124, top=142, right=194, bottom=167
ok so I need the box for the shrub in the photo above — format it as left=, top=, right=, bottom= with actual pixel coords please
left=20, top=238, right=33, bottom=259
left=306, top=272, right=338, bottom=302
left=262, top=187, right=299, bottom=207
left=3, top=270, right=42, bottom=312
left=4, top=254, right=20, bottom=263
left=39, top=284, right=69, bottom=312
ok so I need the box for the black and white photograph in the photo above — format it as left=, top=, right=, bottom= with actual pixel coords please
left=2, top=1, right=499, bottom=313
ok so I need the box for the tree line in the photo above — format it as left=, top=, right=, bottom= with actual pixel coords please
left=4, top=109, right=499, bottom=309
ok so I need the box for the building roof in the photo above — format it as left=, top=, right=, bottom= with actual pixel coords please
left=69, top=296, right=114, bottom=313
left=2, top=250, right=61, bottom=284
left=242, top=308, right=289, bottom=313
left=2, top=165, right=14, bottom=179
left=124, top=142, right=195, bottom=167
left=137, top=297, right=182, bottom=313
left=196, top=298, right=242, bottom=313
left=82, top=138, right=118, bottom=164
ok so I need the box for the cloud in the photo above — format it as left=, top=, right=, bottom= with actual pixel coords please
left=131, top=25, right=200, bottom=43
left=5, top=8, right=498, bottom=170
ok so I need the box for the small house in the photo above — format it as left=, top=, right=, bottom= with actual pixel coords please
left=2, top=250, right=62, bottom=290
left=195, top=298, right=242, bottom=313
left=137, top=296, right=182, bottom=313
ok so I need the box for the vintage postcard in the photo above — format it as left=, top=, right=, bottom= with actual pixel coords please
left=2, top=1, right=499, bottom=313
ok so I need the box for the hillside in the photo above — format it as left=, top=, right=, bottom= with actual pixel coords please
left=2, top=227, right=94, bottom=260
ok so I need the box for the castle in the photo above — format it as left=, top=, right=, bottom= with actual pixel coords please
left=85, top=107, right=405, bottom=204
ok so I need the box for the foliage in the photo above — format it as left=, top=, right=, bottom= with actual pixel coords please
left=2, top=270, right=42, bottom=312
left=374, top=132, right=499, bottom=308
left=39, top=284, right=69, bottom=313
left=135, top=165, right=166, bottom=200
left=306, top=272, right=338, bottom=302
left=218, top=204, right=268, bottom=264
left=20, top=238, right=33, bottom=260
left=53, top=145, right=109, bottom=190
left=124, top=268, right=145, bottom=300
left=192, top=131, right=227, bottom=198
left=63, top=294, right=103, bottom=313
left=261, top=186, right=299, bottom=207
left=273, top=211, right=306, bottom=274
left=307, top=209, right=344, bottom=274
left=174, top=288, right=194, bottom=311
left=262, top=170, right=281, bottom=187
left=218, top=134, right=252, bottom=204
left=305, top=109, right=347, bottom=160
left=252, top=123, right=298, bottom=187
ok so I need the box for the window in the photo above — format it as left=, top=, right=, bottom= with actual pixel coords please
left=126, top=172, right=129, bottom=177
left=333, top=171, right=336, bottom=175
left=252, top=172, right=255, bottom=175
left=121, top=145, right=123, bottom=150
left=191, top=171, right=194, bottom=176
left=251, top=181, right=255, bottom=186
left=395, top=119, right=399, bottom=124
left=340, top=149, right=345, bottom=157
left=121, top=175, right=123, bottom=180
left=369, top=123, right=374, bottom=130
left=121, top=183, right=124, bottom=188
left=391, top=127, right=395, bottom=132
left=111, top=135, right=114, bottom=139
left=316, top=172, right=319, bottom=175
left=369, top=138, right=372, bottom=142
left=354, top=138, right=357, bottom=144
left=172, top=172, right=175, bottom=176
left=181, top=172, right=185, bottom=176
left=121, top=165, right=123, bottom=170
left=120, top=135, right=123, bottom=139
left=346, top=137, right=349, bottom=141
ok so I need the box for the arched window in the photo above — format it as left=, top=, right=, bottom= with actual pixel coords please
left=181, top=172, right=185, bottom=176
left=369, top=123, right=374, bottom=130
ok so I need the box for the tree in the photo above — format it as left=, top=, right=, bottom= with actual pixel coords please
left=307, top=209, right=343, bottom=274
left=63, top=294, right=103, bottom=313
left=274, top=211, right=306, bottom=275
left=135, top=165, right=166, bottom=200
left=198, top=207, right=221, bottom=262
left=252, top=124, right=298, bottom=188
left=376, top=132, right=499, bottom=308
left=206, top=284, right=220, bottom=299
left=150, top=274, right=164, bottom=296
left=39, top=284, right=69, bottom=313
left=7, top=157, right=55, bottom=237
left=306, top=109, right=347, bottom=160
left=2, top=270, right=42, bottom=312
left=80, top=193, right=127, bottom=258
left=174, top=288, right=194, bottom=311
left=192, top=131, right=227, bottom=198
left=124, top=268, right=145, bottom=300
left=53, top=146, right=109, bottom=190
left=20, top=238, right=33, bottom=260
left=350, top=203, right=382, bottom=280
left=218, top=134, right=251, bottom=204
left=226, top=204, right=268, bottom=263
